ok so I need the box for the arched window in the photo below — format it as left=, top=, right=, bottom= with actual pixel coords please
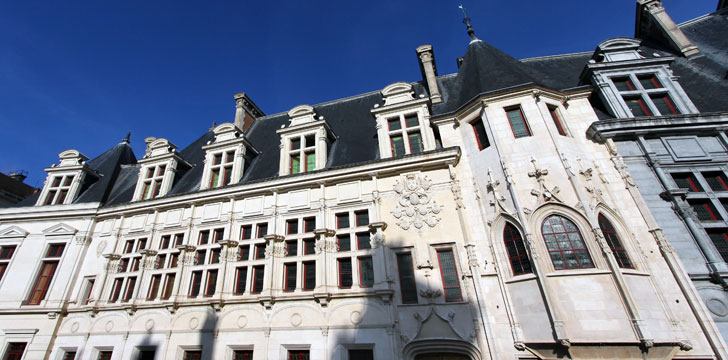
left=541, top=215, right=594, bottom=270
left=598, top=214, right=633, bottom=269
left=503, top=223, right=532, bottom=275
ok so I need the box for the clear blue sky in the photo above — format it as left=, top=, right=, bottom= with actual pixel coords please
left=0, top=0, right=717, bottom=188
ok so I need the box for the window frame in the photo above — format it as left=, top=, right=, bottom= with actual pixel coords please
left=504, top=106, right=532, bottom=138
left=598, top=214, right=634, bottom=269
left=435, top=248, right=463, bottom=302
left=471, top=118, right=491, bottom=150
left=607, top=72, right=685, bottom=117
left=541, top=214, right=595, bottom=270
left=43, top=174, right=75, bottom=205
left=26, top=242, right=66, bottom=305
left=502, top=223, right=532, bottom=276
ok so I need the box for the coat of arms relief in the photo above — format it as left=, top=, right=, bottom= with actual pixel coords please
left=391, top=174, right=442, bottom=230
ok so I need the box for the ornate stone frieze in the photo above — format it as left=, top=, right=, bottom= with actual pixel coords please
left=391, top=174, right=442, bottom=230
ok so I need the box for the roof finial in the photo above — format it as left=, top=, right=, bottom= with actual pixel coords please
left=458, top=3, right=479, bottom=41
left=122, top=132, right=131, bottom=144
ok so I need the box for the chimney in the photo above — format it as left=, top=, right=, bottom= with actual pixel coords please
left=635, top=0, right=699, bottom=57
left=416, top=45, right=442, bottom=103
left=233, top=92, right=265, bottom=132
left=719, top=0, right=727, bottom=10
left=8, top=170, right=27, bottom=183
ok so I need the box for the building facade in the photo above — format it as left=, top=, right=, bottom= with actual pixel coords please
left=0, top=1, right=727, bottom=360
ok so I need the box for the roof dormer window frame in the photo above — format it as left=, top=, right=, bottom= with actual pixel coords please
left=371, top=82, right=437, bottom=159
left=277, top=105, right=336, bottom=176
left=36, top=150, right=96, bottom=206
left=133, top=138, right=190, bottom=201
left=200, top=123, right=257, bottom=191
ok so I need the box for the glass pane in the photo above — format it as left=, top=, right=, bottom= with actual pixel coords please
left=405, top=114, right=419, bottom=128
left=62, top=176, right=73, bottom=186
left=304, top=134, right=315, bottom=148
left=506, top=108, right=530, bottom=138
left=388, top=118, right=401, bottom=131
left=625, top=97, right=651, bottom=116
left=397, top=253, right=418, bottom=303
left=408, top=132, right=423, bottom=154
left=290, top=155, right=300, bottom=174
left=285, top=263, right=296, bottom=291
left=612, top=77, right=635, bottom=91
left=306, top=153, right=316, bottom=171
left=357, top=233, right=371, bottom=249
left=291, top=138, right=301, bottom=150
left=337, top=235, right=351, bottom=251
left=391, top=135, right=405, bottom=156
left=704, top=172, right=728, bottom=191
left=213, top=153, right=222, bottom=165
left=472, top=120, right=490, bottom=149
left=638, top=75, right=662, bottom=89
left=339, top=259, right=353, bottom=288
left=651, top=94, right=679, bottom=115
left=359, top=257, right=374, bottom=287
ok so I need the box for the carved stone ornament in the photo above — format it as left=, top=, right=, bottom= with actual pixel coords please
left=265, top=242, right=287, bottom=258
left=486, top=168, right=511, bottom=216
left=391, top=174, right=442, bottom=230
left=609, top=147, right=637, bottom=188
left=528, top=158, right=563, bottom=206
left=314, top=238, right=338, bottom=253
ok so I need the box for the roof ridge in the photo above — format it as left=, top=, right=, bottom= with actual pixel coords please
left=678, top=8, right=728, bottom=27
left=520, top=51, right=593, bottom=62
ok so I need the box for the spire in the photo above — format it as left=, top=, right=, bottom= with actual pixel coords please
left=122, top=132, right=131, bottom=144
left=459, top=4, right=479, bottom=42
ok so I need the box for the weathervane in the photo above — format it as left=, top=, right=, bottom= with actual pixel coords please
left=458, top=3, right=479, bottom=41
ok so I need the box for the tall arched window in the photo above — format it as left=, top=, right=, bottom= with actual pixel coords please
left=541, top=214, right=594, bottom=270
left=598, top=214, right=633, bottom=269
left=503, top=223, right=532, bottom=275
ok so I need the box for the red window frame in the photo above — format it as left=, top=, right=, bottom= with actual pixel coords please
left=502, top=223, right=532, bottom=275
left=672, top=172, right=702, bottom=192
left=234, top=267, right=248, bottom=295
left=183, top=350, right=202, bottom=360
left=651, top=94, right=679, bottom=115
left=354, top=210, right=369, bottom=226
left=598, top=214, right=634, bottom=269
left=302, top=261, right=315, bottom=291
left=160, top=235, right=171, bottom=249
left=358, top=256, right=374, bottom=288
left=241, top=225, right=252, bottom=240
left=338, top=258, right=353, bottom=289
left=505, top=107, right=532, bottom=138
left=254, top=244, right=266, bottom=260
left=288, top=350, right=310, bottom=360
left=109, top=278, right=123, bottom=303
left=122, top=276, right=136, bottom=302
left=548, top=106, right=567, bottom=136
left=233, top=350, right=253, bottom=360
left=204, top=270, right=217, bottom=297
left=303, top=217, right=316, bottom=233
left=625, top=96, right=652, bottom=116
left=283, top=263, right=296, bottom=292
left=541, top=215, right=595, bottom=270
left=161, top=274, right=175, bottom=300
left=336, top=213, right=349, bottom=229
left=256, top=223, right=268, bottom=238
left=436, top=249, right=463, bottom=302
left=303, top=238, right=316, bottom=255
left=212, top=228, right=224, bottom=243
left=251, top=266, right=264, bottom=294
left=82, top=278, right=95, bottom=304
left=27, top=261, right=59, bottom=305
left=189, top=271, right=202, bottom=297
left=285, top=240, right=297, bottom=256
left=471, top=119, right=490, bottom=150
left=396, top=252, right=418, bottom=304
left=198, top=230, right=210, bottom=245
left=690, top=200, right=722, bottom=221
left=286, top=219, right=299, bottom=235
left=4, top=342, right=26, bottom=360
left=97, top=351, right=113, bottom=360
left=148, top=274, right=161, bottom=300
left=703, top=172, right=728, bottom=191
left=337, top=235, right=351, bottom=252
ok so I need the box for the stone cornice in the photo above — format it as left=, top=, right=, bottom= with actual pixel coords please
left=0, top=203, right=100, bottom=222
left=587, top=111, right=728, bottom=141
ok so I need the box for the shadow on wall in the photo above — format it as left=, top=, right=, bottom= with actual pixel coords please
left=328, top=232, right=486, bottom=360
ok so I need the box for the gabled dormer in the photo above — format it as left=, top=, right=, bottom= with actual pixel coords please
left=36, top=150, right=98, bottom=206
left=277, top=105, right=337, bottom=176
left=200, top=123, right=258, bottom=190
left=582, top=38, right=698, bottom=118
left=371, top=82, right=436, bottom=159
left=133, top=137, right=191, bottom=201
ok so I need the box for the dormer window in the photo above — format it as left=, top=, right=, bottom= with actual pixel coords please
left=371, top=82, right=436, bottom=159
left=133, top=137, right=191, bottom=201
left=36, top=150, right=97, bottom=206
left=609, top=73, right=680, bottom=117
left=277, top=105, right=336, bottom=176
left=200, top=123, right=257, bottom=190
left=44, top=175, right=75, bottom=205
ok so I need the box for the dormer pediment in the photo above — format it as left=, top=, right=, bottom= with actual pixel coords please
left=42, top=223, right=78, bottom=237
left=381, top=82, right=415, bottom=106
left=57, top=149, right=89, bottom=167
left=144, top=137, right=178, bottom=159
left=0, top=226, right=29, bottom=239
left=287, top=105, right=317, bottom=126
left=212, top=123, right=243, bottom=143
left=594, top=38, right=643, bottom=62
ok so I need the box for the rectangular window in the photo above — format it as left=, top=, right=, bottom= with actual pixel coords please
left=170, top=254, right=179, bottom=268
left=359, top=257, right=374, bottom=288
left=408, top=131, right=423, bottom=154
left=287, top=219, right=299, bottom=235
left=437, top=249, right=463, bottom=302
left=305, top=152, right=316, bottom=171
left=338, top=258, right=353, bottom=288
left=624, top=96, right=652, bottom=116
left=239, top=245, right=250, bottom=261
left=43, top=175, right=75, bottom=205
left=137, top=238, right=147, bottom=252
left=651, top=94, right=679, bottom=115
left=303, top=217, right=316, bottom=233
left=355, top=210, right=369, bottom=226
left=612, top=77, right=636, bottom=91
left=471, top=119, right=490, bottom=150
left=396, top=253, right=418, bottom=304
left=199, top=230, right=210, bottom=245
left=122, top=276, right=136, bottom=302
left=672, top=172, right=702, bottom=192
left=233, top=350, right=253, bottom=360
left=209, top=150, right=235, bottom=188
left=174, top=234, right=184, bottom=247
left=241, top=225, right=252, bottom=240
left=3, top=342, right=26, bottom=360
left=707, top=230, right=728, bottom=263
left=303, top=261, right=315, bottom=291
left=548, top=106, right=567, bottom=136
left=124, top=240, right=134, bottom=254
left=97, top=351, right=113, bottom=360
left=256, top=223, right=268, bottom=238
left=234, top=267, right=248, bottom=295
left=148, top=274, right=161, bottom=300
left=0, top=245, right=16, bottom=281
left=689, top=200, right=722, bottom=221
left=288, top=350, right=310, bottom=360
left=391, top=135, right=405, bottom=157
left=62, top=350, right=77, bottom=360
left=47, top=243, right=65, bottom=257
left=81, top=277, right=95, bottom=304
left=255, top=244, right=266, bottom=260
left=27, top=261, right=58, bottom=305
left=638, top=74, right=662, bottom=89
left=505, top=107, right=531, bottom=138
left=348, top=349, right=374, bottom=360
left=303, top=238, right=316, bottom=255
left=212, top=228, right=224, bottom=243
left=252, top=266, right=264, bottom=294
left=284, top=263, right=297, bottom=292
left=141, top=164, right=166, bottom=200
left=337, top=235, right=351, bottom=252
left=183, top=351, right=202, bottom=360
left=357, top=233, right=371, bottom=250
left=291, top=154, right=301, bottom=174
left=704, top=172, right=728, bottom=192
left=336, top=213, right=350, bottom=228
left=109, top=278, right=123, bottom=303
left=160, top=235, right=171, bottom=249
left=286, top=241, right=297, bottom=256
left=189, top=271, right=202, bottom=297
left=210, top=249, right=221, bottom=264
left=205, top=270, right=217, bottom=296
left=161, top=274, right=175, bottom=300
left=156, top=254, right=166, bottom=269
left=196, top=250, right=206, bottom=265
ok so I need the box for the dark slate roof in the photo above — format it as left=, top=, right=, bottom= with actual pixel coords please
left=679, top=9, right=728, bottom=69
left=432, top=40, right=582, bottom=116
left=0, top=173, right=37, bottom=200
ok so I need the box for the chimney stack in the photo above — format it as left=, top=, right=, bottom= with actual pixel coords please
left=416, top=45, right=442, bottom=103
left=8, top=170, right=27, bottom=183
left=635, top=0, right=699, bottom=57
left=233, top=92, right=265, bottom=132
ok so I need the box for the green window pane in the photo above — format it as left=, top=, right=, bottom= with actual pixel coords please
left=405, top=114, right=419, bottom=128
left=388, top=118, right=401, bottom=131
left=408, top=132, right=423, bottom=154
left=506, top=108, right=530, bottom=138
left=306, top=153, right=316, bottom=171
left=391, top=136, right=405, bottom=156
left=291, top=155, right=300, bottom=174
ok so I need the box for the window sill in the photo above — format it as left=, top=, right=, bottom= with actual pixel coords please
left=504, top=273, right=538, bottom=284
left=544, top=269, right=611, bottom=277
